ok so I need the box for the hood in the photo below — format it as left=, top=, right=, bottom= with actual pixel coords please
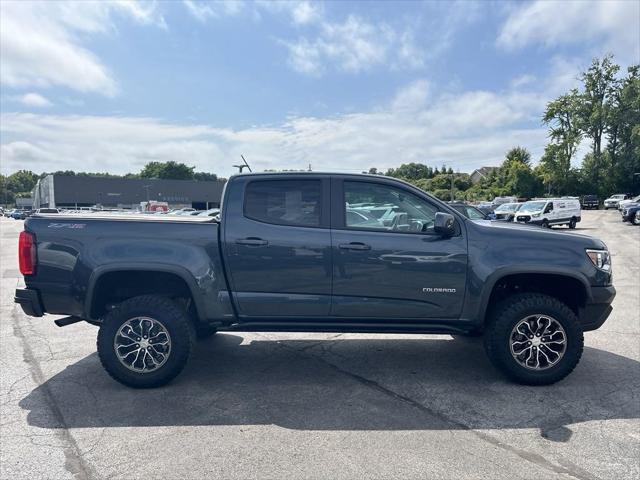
left=469, top=219, right=606, bottom=249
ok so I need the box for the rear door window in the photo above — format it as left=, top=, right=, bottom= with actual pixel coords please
left=244, top=179, right=322, bottom=227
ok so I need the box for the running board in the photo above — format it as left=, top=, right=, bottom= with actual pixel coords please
left=54, top=316, right=85, bottom=327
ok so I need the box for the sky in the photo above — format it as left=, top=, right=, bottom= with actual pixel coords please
left=1, top=0, right=638, bottom=178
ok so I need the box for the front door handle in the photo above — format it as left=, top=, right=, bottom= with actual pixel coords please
left=339, top=242, right=371, bottom=251
left=236, top=237, right=268, bottom=246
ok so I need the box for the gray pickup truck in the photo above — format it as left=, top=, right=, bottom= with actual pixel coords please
left=15, top=173, right=615, bottom=388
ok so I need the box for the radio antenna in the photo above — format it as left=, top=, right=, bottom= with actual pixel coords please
left=233, top=155, right=252, bottom=173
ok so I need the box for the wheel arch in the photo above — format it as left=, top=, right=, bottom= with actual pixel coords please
left=478, top=268, right=592, bottom=324
left=85, top=263, right=205, bottom=322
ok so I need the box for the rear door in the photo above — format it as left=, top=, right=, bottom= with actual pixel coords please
left=330, top=177, right=468, bottom=319
left=222, top=175, right=332, bottom=317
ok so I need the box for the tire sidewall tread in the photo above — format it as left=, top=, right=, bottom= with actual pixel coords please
left=97, top=295, right=195, bottom=388
left=484, top=293, right=584, bottom=385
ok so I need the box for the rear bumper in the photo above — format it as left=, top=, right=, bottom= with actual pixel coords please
left=14, top=288, right=44, bottom=317
left=579, top=285, right=616, bottom=331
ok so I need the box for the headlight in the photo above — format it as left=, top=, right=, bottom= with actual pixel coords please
left=531, top=212, right=541, bottom=217
left=586, top=249, right=611, bottom=271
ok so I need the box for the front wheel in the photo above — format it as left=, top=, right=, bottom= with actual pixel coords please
left=541, top=219, right=550, bottom=228
left=484, top=293, right=583, bottom=385
left=97, top=295, right=195, bottom=388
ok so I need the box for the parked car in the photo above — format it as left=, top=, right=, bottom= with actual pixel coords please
left=634, top=210, right=640, bottom=226
left=16, top=173, right=615, bottom=388
left=493, top=202, right=523, bottom=221
left=476, top=203, right=496, bottom=219
left=448, top=202, right=488, bottom=220
left=514, top=198, right=581, bottom=229
left=581, top=195, right=599, bottom=210
left=10, top=209, right=29, bottom=220
left=172, top=208, right=196, bottom=216
left=604, top=194, right=630, bottom=210
left=618, top=195, right=640, bottom=211
left=621, top=203, right=640, bottom=222
left=491, top=196, right=517, bottom=208
left=34, top=208, right=60, bottom=215
left=197, top=208, right=221, bottom=217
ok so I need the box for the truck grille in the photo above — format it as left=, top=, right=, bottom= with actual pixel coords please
left=516, top=215, right=531, bottom=223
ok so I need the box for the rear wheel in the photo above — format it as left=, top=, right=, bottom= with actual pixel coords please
left=484, top=293, right=583, bottom=385
left=569, top=218, right=577, bottom=229
left=97, top=295, right=195, bottom=388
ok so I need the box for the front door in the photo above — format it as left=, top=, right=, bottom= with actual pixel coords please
left=330, top=178, right=467, bottom=319
left=222, top=176, right=332, bottom=317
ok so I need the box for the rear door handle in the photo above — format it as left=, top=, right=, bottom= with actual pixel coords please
left=338, top=242, right=371, bottom=251
left=236, top=237, right=268, bottom=246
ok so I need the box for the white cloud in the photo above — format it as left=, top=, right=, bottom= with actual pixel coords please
left=497, top=0, right=640, bottom=61
left=15, top=93, right=53, bottom=108
left=391, top=80, right=430, bottom=112
left=290, top=2, right=322, bottom=25
left=0, top=1, right=165, bottom=96
left=1, top=77, right=553, bottom=177
left=284, top=15, right=424, bottom=75
left=183, top=0, right=242, bottom=22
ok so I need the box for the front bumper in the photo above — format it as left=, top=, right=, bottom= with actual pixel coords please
left=579, top=285, right=616, bottom=331
left=14, top=288, right=44, bottom=317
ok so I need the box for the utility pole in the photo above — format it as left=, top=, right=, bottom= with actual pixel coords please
left=308, top=163, right=312, bottom=172
left=143, top=185, right=151, bottom=203
left=450, top=174, right=455, bottom=201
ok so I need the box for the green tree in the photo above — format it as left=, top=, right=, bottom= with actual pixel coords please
left=193, top=172, right=218, bottom=181
left=541, top=90, right=582, bottom=193
left=579, top=55, right=620, bottom=158
left=606, top=65, right=640, bottom=192
left=7, top=170, right=39, bottom=194
left=386, top=163, right=433, bottom=180
left=140, top=161, right=195, bottom=180
left=504, top=146, right=532, bottom=167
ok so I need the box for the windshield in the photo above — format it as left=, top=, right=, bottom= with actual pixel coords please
left=519, top=201, right=546, bottom=212
left=495, top=203, right=518, bottom=212
left=611, top=195, right=625, bottom=199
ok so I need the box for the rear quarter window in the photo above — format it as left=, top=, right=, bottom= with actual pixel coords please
left=244, top=179, right=322, bottom=227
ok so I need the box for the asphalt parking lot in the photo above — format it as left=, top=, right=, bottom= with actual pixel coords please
left=1, top=210, right=638, bottom=480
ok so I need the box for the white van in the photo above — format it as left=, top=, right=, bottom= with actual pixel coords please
left=514, top=198, right=582, bottom=229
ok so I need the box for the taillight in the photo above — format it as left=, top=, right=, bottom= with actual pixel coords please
left=18, top=231, right=36, bottom=275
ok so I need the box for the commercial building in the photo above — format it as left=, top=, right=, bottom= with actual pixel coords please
left=16, top=197, right=33, bottom=209
left=32, top=174, right=226, bottom=210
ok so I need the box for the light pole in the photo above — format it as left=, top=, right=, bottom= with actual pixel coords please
left=143, top=185, right=151, bottom=203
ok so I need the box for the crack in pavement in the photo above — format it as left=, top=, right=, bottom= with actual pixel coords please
left=10, top=304, right=98, bottom=480
left=275, top=338, right=602, bottom=480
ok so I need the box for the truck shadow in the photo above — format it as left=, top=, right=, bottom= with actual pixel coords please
left=20, top=334, right=640, bottom=441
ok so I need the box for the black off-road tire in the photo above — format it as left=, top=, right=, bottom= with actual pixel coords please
left=97, top=295, right=195, bottom=388
left=195, top=324, right=218, bottom=339
left=484, top=293, right=584, bottom=385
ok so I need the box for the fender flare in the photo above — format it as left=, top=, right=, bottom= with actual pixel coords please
left=476, top=266, right=592, bottom=323
left=84, top=262, right=206, bottom=321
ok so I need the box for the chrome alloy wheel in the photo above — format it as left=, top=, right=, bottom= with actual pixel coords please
left=114, top=317, right=172, bottom=373
left=509, top=315, right=567, bottom=370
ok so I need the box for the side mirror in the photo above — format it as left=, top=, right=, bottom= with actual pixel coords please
left=434, top=212, right=456, bottom=236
